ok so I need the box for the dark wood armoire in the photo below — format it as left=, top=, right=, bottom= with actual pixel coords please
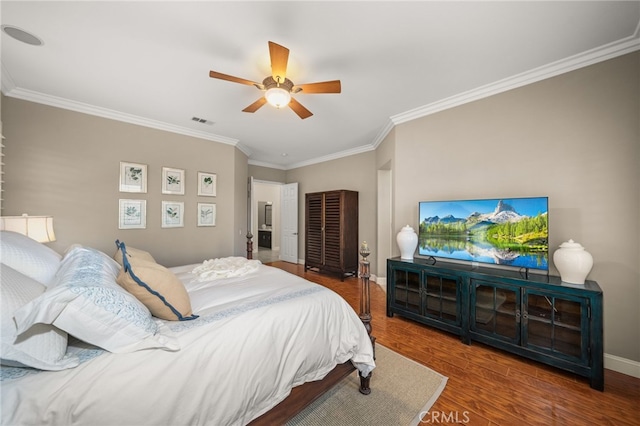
left=304, top=190, right=359, bottom=280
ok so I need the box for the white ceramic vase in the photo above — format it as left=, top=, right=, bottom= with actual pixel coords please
left=553, top=239, right=593, bottom=285
left=397, top=225, right=418, bottom=260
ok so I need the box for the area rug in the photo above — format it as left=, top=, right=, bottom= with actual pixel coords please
left=286, top=345, right=448, bottom=426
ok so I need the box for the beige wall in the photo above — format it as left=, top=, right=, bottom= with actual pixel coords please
left=248, top=164, right=286, bottom=183
left=286, top=151, right=378, bottom=273
left=1, top=96, right=248, bottom=267
left=392, top=52, right=639, bottom=362
left=233, top=147, right=250, bottom=257
left=375, top=127, right=396, bottom=278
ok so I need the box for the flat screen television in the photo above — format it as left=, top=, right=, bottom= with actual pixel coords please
left=418, top=197, right=549, bottom=271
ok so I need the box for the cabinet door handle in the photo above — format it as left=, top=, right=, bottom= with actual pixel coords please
left=516, top=309, right=521, bottom=324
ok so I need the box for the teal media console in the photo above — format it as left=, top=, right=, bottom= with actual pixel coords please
left=387, top=257, right=604, bottom=390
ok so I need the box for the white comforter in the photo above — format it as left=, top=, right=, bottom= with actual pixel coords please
left=1, top=264, right=375, bottom=426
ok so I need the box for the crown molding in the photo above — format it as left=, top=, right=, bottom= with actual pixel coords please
left=3, top=33, right=638, bottom=169
left=247, top=159, right=287, bottom=170
left=1, top=62, right=17, bottom=95
left=1, top=83, right=241, bottom=148
left=249, top=140, right=379, bottom=171
left=233, top=142, right=253, bottom=158
left=369, top=119, right=395, bottom=150
left=284, top=143, right=376, bottom=170
left=391, top=34, right=640, bottom=125
left=329, top=34, right=640, bottom=162
left=249, top=145, right=377, bottom=170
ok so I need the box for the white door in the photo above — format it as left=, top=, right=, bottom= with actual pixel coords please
left=280, top=182, right=298, bottom=263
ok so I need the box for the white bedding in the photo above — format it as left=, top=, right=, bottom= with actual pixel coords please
left=1, top=263, right=375, bottom=426
left=191, top=256, right=261, bottom=281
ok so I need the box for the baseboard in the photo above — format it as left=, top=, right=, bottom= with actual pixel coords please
left=605, top=353, right=640, bottom=379
left=376, top=276, right=387, bottom=291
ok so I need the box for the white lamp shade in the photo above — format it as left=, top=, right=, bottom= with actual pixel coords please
left=265, top=87, right=291, bottom=108
left=0, top=215, right=56, bottom=243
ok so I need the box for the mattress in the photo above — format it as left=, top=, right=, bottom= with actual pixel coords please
left=1, top=263, right=375, bottom=426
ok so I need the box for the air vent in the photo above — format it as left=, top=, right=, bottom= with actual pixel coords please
left=191, top=116, right=214, bottom=125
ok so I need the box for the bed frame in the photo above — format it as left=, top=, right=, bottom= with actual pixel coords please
left=246, top=233, right=374, bottom=424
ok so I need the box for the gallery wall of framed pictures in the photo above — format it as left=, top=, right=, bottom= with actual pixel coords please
left=118, top=161, right=217, bottom=229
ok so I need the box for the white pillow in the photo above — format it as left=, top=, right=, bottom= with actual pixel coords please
left=0, top=231, right=62, bottom=286
left=14, top=246, right=180, bottom=353
left=63, top=244, right=121, bottom=276
left=1, top=264, right=79, bottom=370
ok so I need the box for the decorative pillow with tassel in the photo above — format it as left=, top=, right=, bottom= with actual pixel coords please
left=115, top=240, right=197, bottom=321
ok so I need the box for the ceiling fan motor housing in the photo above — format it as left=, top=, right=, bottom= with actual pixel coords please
left=263, top=76, right=294, bottom=92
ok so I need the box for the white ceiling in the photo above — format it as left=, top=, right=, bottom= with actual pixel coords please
left=2, top=1, right=639, bottom=169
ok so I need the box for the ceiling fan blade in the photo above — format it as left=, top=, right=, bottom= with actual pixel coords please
left=209, top=70, right=259, bottom=87
left=268, top=41, right=289, bottom=83
left=289, top=98, right=313, bottom=119
left=293, top=80, right=342, bottom=94
left=242, top=97, right=267, bottom=113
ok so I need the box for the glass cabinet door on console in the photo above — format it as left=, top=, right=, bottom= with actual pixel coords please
left=388, top=260, right=464, bottom=337
left=471, top=280, right=590, bottom=365
left=471, top=281, right=520, bottom=345
left=390, top=267, right=421, bottom=316
left=424, top=272, right=460, bottom=326
left=524, top=291, right=589, bottom=364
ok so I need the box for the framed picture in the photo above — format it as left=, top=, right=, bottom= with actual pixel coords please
left=162, top=167, right=185, bottom=195
left=119, top=162, right=147, bottom=193
left=197, top=172, right=217, bottom=197
left=161, top=201, right=184, bottom=228
left=118, top=199, right=146, bottom=229
left=197, top=203, right=216, bottom=227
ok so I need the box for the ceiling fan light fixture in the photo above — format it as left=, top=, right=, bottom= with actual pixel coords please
left=265, top=87, right=291, bottom=109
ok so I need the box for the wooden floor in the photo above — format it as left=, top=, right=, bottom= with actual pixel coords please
left=268, top=261, right=639, bottom=426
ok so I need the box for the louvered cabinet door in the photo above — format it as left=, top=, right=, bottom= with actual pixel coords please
left=340, top=190, right=360, bottom=276
left=304, top=190, right=358, bottom=279
left=305, top=193, right=323, bottom=269
left=322, top=191, right=343, bottom=270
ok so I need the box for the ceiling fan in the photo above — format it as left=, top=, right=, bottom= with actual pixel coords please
left=209, top=41, right=341, bottom=119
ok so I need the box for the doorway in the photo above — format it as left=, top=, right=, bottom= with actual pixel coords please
left=251, top=180, right=298, bottom=264
left=253, top=181, right=281, bottom=263
left=256, top=200, right=276, bottom=262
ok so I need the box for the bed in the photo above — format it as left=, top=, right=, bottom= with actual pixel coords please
left=0, top=231, right=375, bottom=425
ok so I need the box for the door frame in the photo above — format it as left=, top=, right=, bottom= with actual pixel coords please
left=250, top=179, right=299, bottom=263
